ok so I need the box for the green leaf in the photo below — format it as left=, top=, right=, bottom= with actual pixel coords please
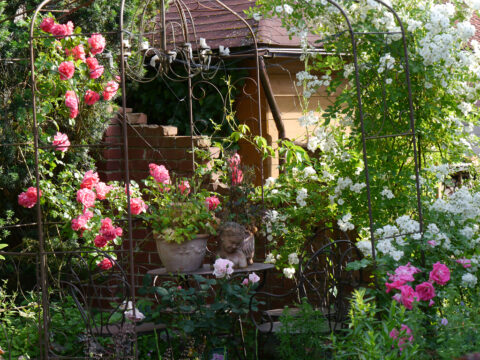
left=346, top=258, right=371, bottom=271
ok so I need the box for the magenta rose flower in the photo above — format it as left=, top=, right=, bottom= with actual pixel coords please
left=84, top=90, right=100, bottom=105
left=179, top=180, right=191, bottom=195
left=415, top=281, right=436, bottom=301
left=429, top=262, right=450, bottom=285
left=389, top=262, right=421, bottom=283
left=76, top=188, right=96, bottom=208
left=390, top=324, right=413, bottom=352
left=52, top=132, right=70, bottom=152
left=130, top=197, right=148, bottom=215
left=97, top=258, right=113, bottom=270
left=456, top=258, right=472, bottom=268
left=18, top=187, right=41, bottom=208
left=94, top=182, right=111, bottom=200
left=94, top=235, right=108, bottom=248
left=103, top=80, right=119, bottom=101
left=58, top=61, right=75, bottom=80
left=205, top=196, right=220, bottom=211
left=66, top=44, right=86, bottom=61
left=228, top=153, right=241, bottom=169
left=385, top=279, right=406, bottom=293
left=80, top=170, right=100, bottom=190
left=88, top=33, right=106, bottom=55
left=40, top=17, right=54, bottom=33
left=149, top=163, right=170, bottom=184
left=399, top=285, right=419, bottom=310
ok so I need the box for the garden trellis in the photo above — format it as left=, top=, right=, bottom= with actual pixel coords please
left=0, top=0, right=423, bottom=358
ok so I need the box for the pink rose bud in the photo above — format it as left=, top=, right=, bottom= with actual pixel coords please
left=58, top=61, right=75, bottom=80
left=205, top=196, right=220, bottom=211
left=97, top=258, right=113, bottom=270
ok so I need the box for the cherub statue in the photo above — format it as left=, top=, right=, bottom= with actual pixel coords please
left=217, top=222, right=253, bottom=268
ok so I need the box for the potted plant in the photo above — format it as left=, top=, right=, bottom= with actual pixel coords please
left=142, top=163, right=220, bottom=272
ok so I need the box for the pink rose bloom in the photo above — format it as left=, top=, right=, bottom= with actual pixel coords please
left=232, top=168, right=243, bottom=186
left=213, top=258, right=234, bottom=278
left=88, top=33, right=106, bottom=55
left=76, top=188, right=96, bottom=208
left=415, top=281, right=436, bottom=301
left=66, top=44, right=86, bottom=61
left=97, top=258, right=113, bottom=270
left=83, top=208, right=93, bottom=220
left=84, top=90, right=100, bottom=105
left=58, top=61, right=75, bottom=80
left=71, top=215, right=87, bottom=231
left=241, top=278, right=249, bottom=286
left=51, top=21, right=74, bottom=38
left=130, top=197, right=148, bottom=215
left=249, top=272, right=260, bottom=283
left=85, top=57, right=98, bottom=70
left=40, top=17, right=54, bottom=33
left=385, top=279, right=406, bottom=293
left=18, top=187, right=41, bottom=208
left=389, top=262, right=421, bottom=283
left=89, top=64, right=104, bottom=79
left=65, top=91, right=78, bottom=110
left=427, top=240, right=437, bottom=247
left=95, top=182, right=111, bottom=200
left=205, top=196, right=220, bottom=211
left=52, top=132, right=70, bottom=152
left=429, top=262, right=450, bottom=285
left=229, top=153, right=241, bottom=169
left=94, top=235, right=108, bottom=248
left=69, top=108, right=78, bottom=119
left=429, top=299, right=435, bottom=306
left=456, top=258, right=472, bottom=268
left=81, top=170, right=100, bottom=189
left=100, top=217, right=122, bottom=241
left=399, top=285, right=419, bottom=310
left=103, top=80, right=119, bottom=101
left=179, top=180, right=190, bottom=195
left=149, top=163, right=170, bottom=184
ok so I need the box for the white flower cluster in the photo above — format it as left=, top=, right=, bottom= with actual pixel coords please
left=296, top=188, right=308, bottom=207
left=356, top=239, right=373, bottom=257
left=381, top=187, right=395, bottom=199
left=296, top=71, right=331, bottom=98
left=264, top=177, right=276, bottom=188
left=430, top=187, right=480, bottom=224
left=338, top=213, right=354, bottom=232
left=461, top=273, right=478, bottom=288
left=307, top=126, right=338, bottom=153
left=283, top=267, right=296, bottom=279
left=378, top=53, right=395, bottom=74
left=264, top=210, right=288, bottom=242
left=298, top=111, right=319, bottom=127
left=395, top=215, right=421, bottom=239
left=302, top=166, right=317, bottom=179
left=265, top=253, right=282, bottom=264
left=375, top=223, right=405, bottom=260
left=426, top=164, right=450, bottom=181
left=276, top=4, right=293, bottom=14
left=288, top=252, right=300, bottom=265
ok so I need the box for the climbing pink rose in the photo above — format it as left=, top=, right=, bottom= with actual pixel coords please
left=95, top=182, right=111, bottom=200
left=89, top=64, right=104, bottom=79
left=71, top=215, right=87, bottom=231
left=51, top=21, right=73, bottom=38
left=179, top=180, right=190, bottom=195
left=415, top=281, right=436, bottom=301
left=85, top=57, right=98, bottom=70
left=229, top=153, right=241, bottom=169
left=88, top=33, right=106, bottom=55
left=80, top=170, right=99, bottom=189
left=149, top=163, right=170, bottom=184
left=58, top=61, right=75, bottom=80
left=99, top=217, right=122, bottom=241
left=66, top=44, right=86, bottom=61
left=456, top=258, right=472, bottom=268
left=69, top=108, right=78, bottom=119
left=52, top=132, right=70, bottom=152
left=97, top=258, right=113, bottom=270
left=399, top=285, right=419, bottom=310
left=389, top=262, right=421, bottom=283
left=40, top=17, right=54, bottom=33
left=103, top=80, right=119, bottom=101
left=205, top=196, right=220, bottom=211
left=429, top=262, right=450, bottom=285
left=130, top=197, right=148, bottom=215
left=94, top=235, right=108, bottom=248
left=76, top=188, right=96, bottom=208
left=65, top=91, right=78, bottom=111
left=18, top=187, right=41, bottom=208
left=84, top=90, right=100, bottom=105
left=232, top=168, right=243, bottom=186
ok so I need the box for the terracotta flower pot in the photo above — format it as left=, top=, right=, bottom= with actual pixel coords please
left=155, top=233, right=208, bottom=272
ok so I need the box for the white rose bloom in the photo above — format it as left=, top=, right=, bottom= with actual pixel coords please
left=283, top=267, right=296, bottom=279
left=265, top=253, right=276, bottom=264
left=462, top=273, right=478, bottom=288
left=288, top=252, right=300, bottom=265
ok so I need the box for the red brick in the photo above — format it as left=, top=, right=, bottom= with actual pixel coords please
left=105, top=125, right=123, bottom=137
left=132, top=228, right=150, bottom=239
left=105, top=172, right=123, bottom=181
left=147, top=136, right=176, bottom=148
left=126, top=113, right=147, bottom=124
left=99, top=160, right=122, bottom=171
left=127, top=136, right=147, bottom=147
left=127, top=148, right=145, bottom=160
left=103, top=148, right=123, bottom=160
left=177, top=159, right=195, bottom=172
left=128, top=159, right=150, bottom=171
left=134, top=252, right=150, bottom=264
left=175, top=136, right=195, bottom=148
left=157, top=148, right=185, bottom=160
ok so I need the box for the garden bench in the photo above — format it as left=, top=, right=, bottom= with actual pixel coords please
left=249, top=227, right=363, bottom=336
